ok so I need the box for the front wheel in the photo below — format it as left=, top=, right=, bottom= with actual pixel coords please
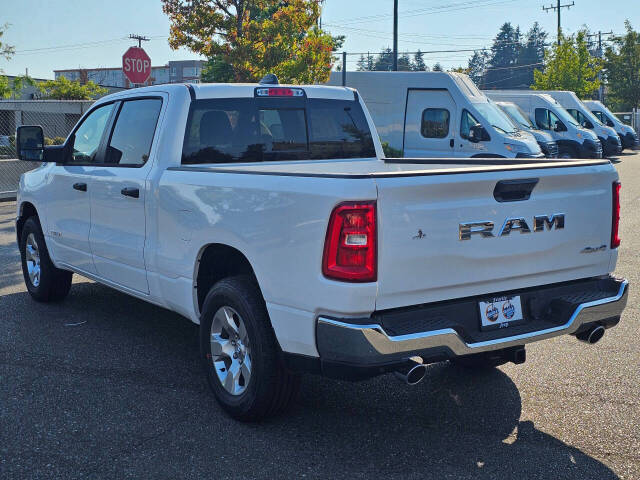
left=20, top=217, right=72, bottom=302
left=199, top=275, right=299, bottom=421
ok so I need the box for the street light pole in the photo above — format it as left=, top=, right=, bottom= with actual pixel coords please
left=393, top=0, right=398, bottom=71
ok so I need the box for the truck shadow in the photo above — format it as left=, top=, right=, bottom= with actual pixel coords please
left=0, top=282, right=621, bottom=479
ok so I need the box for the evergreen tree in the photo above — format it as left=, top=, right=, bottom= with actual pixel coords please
left=467, top=50, right=489, bottom=87
left=432, top=63, right=443, bottom=71
left=397, top=52, right=412, bottom=71
left=484, top=22, right=523, bottom=88
left=518, top=22, right=548, bottom=87
left=373, top=48, right=395, bottom=71
left=412, top=50, right=428, bottom=71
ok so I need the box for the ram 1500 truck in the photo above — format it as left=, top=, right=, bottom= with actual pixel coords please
left=15, top=79, right=629, bottom=421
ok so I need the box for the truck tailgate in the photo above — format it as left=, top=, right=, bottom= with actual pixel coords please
left=375, top=162, right=618, bottom=310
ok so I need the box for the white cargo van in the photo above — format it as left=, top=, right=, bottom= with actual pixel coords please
left=509, top=90, right=621, bottom=157
left=328, top=72, right=542, bottom=159
left=495, top=101, right=558, bottom=158
left=584, top=100, right=640, bottom=151
left=485, top=92, right=603, bottom=159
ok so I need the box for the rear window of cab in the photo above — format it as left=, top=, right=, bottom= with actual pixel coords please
left=181, top=97, right=376, bottom=164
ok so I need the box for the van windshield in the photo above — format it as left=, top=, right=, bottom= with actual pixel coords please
left=499, top=103, right=534, bottom=129
left=182, top=97, right=376, bottom=164
left=474, top=102, right=517, bottom=134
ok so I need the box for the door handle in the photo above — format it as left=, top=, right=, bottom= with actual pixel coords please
left=73, top=182, right=87, bottom=192
left=121, top=187, right=140, bottom=199
left=449, top=139, right=455, bottom=148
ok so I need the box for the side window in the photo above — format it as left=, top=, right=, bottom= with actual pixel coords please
left=71, top=104, right=115, bottom=164
left=548, top=110, right=563, bottom=130
left=460, top=109, right=480, bottom=140
left=566, top=108, right=579, bottom=122
left=421, top=108, right=450, bottom=138
left=593, top=111, right=605, bottom=123
left=535, top=108, right=550, bottom=130
left=106, top=99, right=162, bottom=166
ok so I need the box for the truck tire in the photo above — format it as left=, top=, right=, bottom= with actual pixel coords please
left=199, top=275, right=300, bottom=421
left=20, top=216, right=73, bottom=302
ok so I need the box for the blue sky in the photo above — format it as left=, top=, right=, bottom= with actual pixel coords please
left=2, top=0, right=637, bottom=79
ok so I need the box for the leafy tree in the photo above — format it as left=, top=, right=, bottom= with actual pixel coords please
left=201, top=55, right=235, bottom=82
left=162, top=0, right=341, bottom=83
left=0, top=23, right=14, bottom=61
left=38, top=76, right=107, bottom=100
left=0, top=75, right=34, bottom=99
left=533, top=31, right=602, bottom=98
left=432, top=63, right=443, bottom=72
left=373, top=48, right=394, bottom=71
left=411, top=50, right=428, bottom=71
left=604, top=21, right=640, bottom=110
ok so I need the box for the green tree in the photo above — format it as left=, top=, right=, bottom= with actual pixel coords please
left=467, top=50, right=489, bottom=87
left=411, top=50, right=428, bottom=71
left=356, top=53, right=374, bottom=71
left=604, top=21, right=640, bottom=110
left=0, top=23, right=14, bottom=61
left=38, top=76, right=107, bottom=100
left=201, top=55, right=235, bottom=82
left=533, top=31, right=602, bottom=98
left=373, top=48, right=394, bottom=71
left=397, top=52, right=411, bottom=71
left=162, top=0, right=341, bottom=83
left=432, top=63, right=443, bottom=72
left=484, top=22, right=522, bottom=88
left=518, top=22, right=548, bottom=87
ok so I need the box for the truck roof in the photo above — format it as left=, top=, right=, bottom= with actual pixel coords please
left=97, top=82, right=356, bottom=102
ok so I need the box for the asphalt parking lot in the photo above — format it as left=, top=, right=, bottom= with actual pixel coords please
left=1, top=154, right=639, bottom=480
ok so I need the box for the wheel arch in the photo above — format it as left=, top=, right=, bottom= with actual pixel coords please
left=193, top=243, right=262, bottom=317
left=16, top=201, right=39, bottom=252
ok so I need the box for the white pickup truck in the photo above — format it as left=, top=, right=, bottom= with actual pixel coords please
left=15, top=79, right=629, bottom=421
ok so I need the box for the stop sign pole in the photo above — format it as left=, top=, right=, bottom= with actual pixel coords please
left=122, top=46, right=151, bottom=86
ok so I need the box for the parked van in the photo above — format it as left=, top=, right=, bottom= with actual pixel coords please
left=584, top=100, right=639, bottom=151
left=500, top=90, right=621, bottom=157
left=494, top=101, right=558, bottom=157
left=327, top=72, right=542, bottom=158
left=485, top=92, right=603, bottom=159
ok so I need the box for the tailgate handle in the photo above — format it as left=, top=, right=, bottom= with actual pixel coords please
left=493, top=178, right=539, bottom=202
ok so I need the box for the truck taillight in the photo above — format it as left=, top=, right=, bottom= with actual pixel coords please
left=611, top=182, right=621, bottom=249
left=322, top=202, right=377, bottom=282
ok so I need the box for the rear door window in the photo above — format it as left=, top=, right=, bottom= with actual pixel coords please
left=182, top=96, right=375, bottom=164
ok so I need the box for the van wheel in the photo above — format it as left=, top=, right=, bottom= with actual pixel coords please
left=20, top=217, right=72, bottom=302
left=199, top=275, right=300, bottom=421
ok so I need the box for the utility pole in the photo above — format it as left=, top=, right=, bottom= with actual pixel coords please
left=543, top=0, right=575, bottom=45
left=587, top=30, right=613, bottom=101
left=393, top=0, right=398, bottom=71
left=129, top=34, right=150, bottom=48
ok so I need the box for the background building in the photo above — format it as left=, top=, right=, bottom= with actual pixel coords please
left=54, top=60, right=205, bottom=88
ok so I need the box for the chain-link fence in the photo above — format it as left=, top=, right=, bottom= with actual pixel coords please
left=0, top=100, right=93, bottom=199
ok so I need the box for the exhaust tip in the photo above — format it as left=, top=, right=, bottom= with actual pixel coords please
left=576, top=325, right=605, bottom=344
left=394, top=357, right=427, bottom=385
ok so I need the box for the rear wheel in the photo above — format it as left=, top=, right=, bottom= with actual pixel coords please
left=199, top=275, right=299, bottom=421
left=20, top=217, right=72, bottom=302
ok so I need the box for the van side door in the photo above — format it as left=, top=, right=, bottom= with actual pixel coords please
left=88, top=96, right=164, bottom=294
left=403, top=89, right=456, bottom=157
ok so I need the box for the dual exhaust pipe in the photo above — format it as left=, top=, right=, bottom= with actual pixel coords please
left=395, top=324, right=605, bottom=386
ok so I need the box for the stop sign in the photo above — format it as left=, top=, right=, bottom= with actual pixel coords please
left=122, top=47, right=151, bottom=85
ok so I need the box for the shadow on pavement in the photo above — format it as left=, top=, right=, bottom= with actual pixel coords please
left=0, top=281, right=620, bottom=479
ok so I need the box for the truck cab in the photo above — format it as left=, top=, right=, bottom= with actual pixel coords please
left=584, top=100, right=640, bottom=151
left=485, top=92, right=602, bottom=159
left=495, top=101, right=558, bottom=158
left=328, top=71, right=542, bottom=159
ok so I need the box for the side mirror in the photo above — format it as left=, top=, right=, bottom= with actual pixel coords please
left=16, top=125, right=44, bottom=162
left=554, top=121, right=567, bottom=132
left=469, top=125, right=489, bottom=143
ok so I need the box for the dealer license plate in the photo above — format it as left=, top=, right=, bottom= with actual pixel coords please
left=478, top=295, right=523, bottom=330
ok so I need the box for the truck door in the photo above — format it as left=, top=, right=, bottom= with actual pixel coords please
left=88, top=97, right=163, bottom=294
left=403, top=89, right=456, bottom=157
left=44, top=102, right=116, bottom=274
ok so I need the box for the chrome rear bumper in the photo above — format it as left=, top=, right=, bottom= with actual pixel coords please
left=317, top=279, right=628, bottom=365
